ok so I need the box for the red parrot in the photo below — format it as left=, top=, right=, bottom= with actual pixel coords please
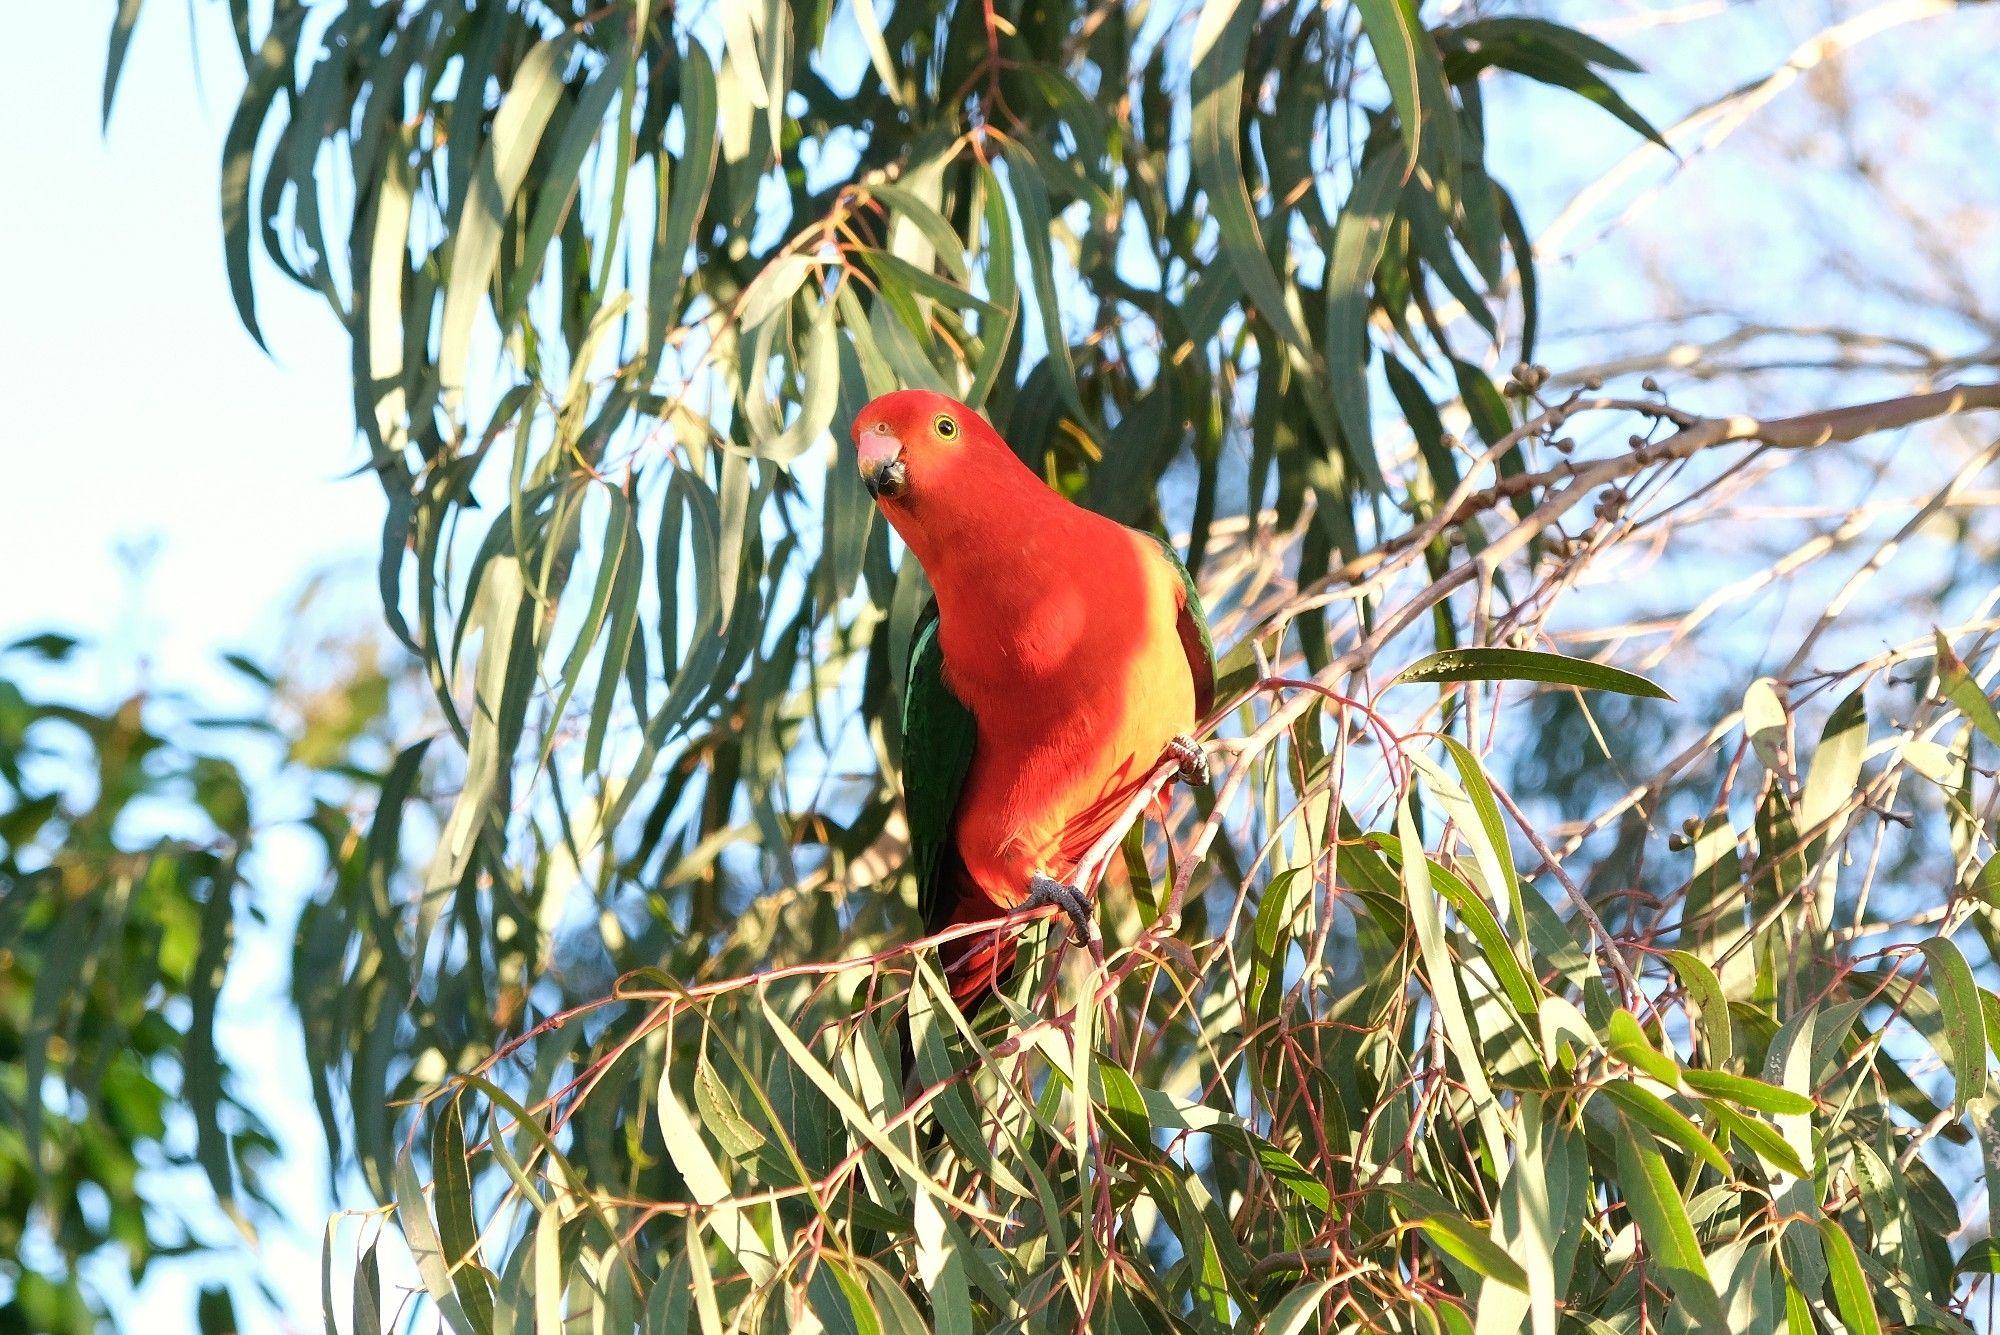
left=852, top=389, right=1215, bottom=1022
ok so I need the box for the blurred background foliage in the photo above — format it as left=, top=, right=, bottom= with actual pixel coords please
left=0, top=593, right=418, bottom=1331
left=6, top=0, right=2000, bottom=1327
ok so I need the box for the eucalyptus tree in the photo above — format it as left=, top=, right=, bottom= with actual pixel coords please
left=73, top=0, right=2000, bottom=1328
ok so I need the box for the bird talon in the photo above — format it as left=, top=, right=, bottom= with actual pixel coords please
left=1167, top=734, right=1209, bottom=786
left=1026, top=874, right=1095, bottom=946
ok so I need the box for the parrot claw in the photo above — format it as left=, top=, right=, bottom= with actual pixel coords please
left=1167, top=734, right=1209, bottom=786
left=1026, top=875, right=1095, bottom=946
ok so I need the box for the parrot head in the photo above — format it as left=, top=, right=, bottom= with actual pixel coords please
left=850, top=389, right=1007, bottom=505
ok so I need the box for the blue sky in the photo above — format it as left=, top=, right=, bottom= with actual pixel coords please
left=1, top=10, right=378, bottom=690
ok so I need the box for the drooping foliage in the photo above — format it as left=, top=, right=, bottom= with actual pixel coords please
left=58, top=0, right=2000, bottom=1329
left=0, top=635, right=275, bottom=1332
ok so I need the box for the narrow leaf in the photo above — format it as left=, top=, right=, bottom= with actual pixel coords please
left=1353, top=0, right=1426, bottom=163
left=1680, top=1068, right=1814, bottom=1116
left=1938, top=631, right=2000, bottom=746
left=1918, top=935, right=1987, bottom=1113
left=1392, top=648, right=1672, bottom=699
left=1190, top=0, right=1313, bottom=355
left=102, top=0, right=147, bottom=128
left=1814, top=1218, right=1883, bottom=1335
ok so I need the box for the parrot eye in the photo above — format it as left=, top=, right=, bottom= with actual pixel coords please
left=933, top=414, right=959, bottom=441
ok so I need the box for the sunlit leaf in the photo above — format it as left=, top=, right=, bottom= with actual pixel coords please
left=1918, top=935, right=1987, bottom=1113
left=1392, top=648, right=1673, bottom=699
left=1814, top=1218, right=1884, bottom=1335
left=437, top=35, right=577, bottom=399
left=1938, top=631, right=2000, bottom=747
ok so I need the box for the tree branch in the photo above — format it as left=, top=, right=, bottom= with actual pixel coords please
left=1436, top=381, right=2000, bottom=538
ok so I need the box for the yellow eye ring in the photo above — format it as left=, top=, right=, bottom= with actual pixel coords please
left=933, top=414, right=959, bottom=440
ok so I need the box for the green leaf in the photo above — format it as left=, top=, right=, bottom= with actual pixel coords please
left=1264, top=1280, right=1337, bottom=1335
left=1452, top=357, right=1514, bottom=458
left=220, top=7, right=308, bottom=349
left=740, top=251, right=812, bottom=330
left=185, top=861, right=239, bottom=1222
left=1664, top=950, right=1732, bottom=1067
left=361, top=128, right=415, bottom=468
left=1969, top=1099, right=2000, bottom=1287
left=1918, top=935, right=1987, bottom=1113
left=1425, top=855, right=1541, bottom=1016
left=1400, top=789, right=1507, bottom=1169
left=429, top=1096, right=495, bottom=1330
left=353, top=1239, right=384, bottom=1335
left=1801, top=686, right=1866, bottom=934
left=1433, top=738, right=1530, bottom=936
left=1612, top=1113, right=1723, bottom=1325
left=755, top=989, right=990, bottom=1217
left=1680, top=1068, right=1814, bottom=1116
left=760, top=290, right=842, bottom=462
left=1764, top=1008, right=1827, bottom=1297
left=22, top=887, right=97, bottom=1215
left=657, top=1060, right=779, bottom=1285
left=102, top=0, right=147, bottom=128
left=1451, top=17, right=1644, bottom=76
left=1353, top=0, right=1428, bottom=165
left=429, top=1094, right=477, bottom=1268
left=1391, top=648, right=1672, bottom=699
left=501, top=31, right=634, bottom=332
left=1959, top=1239, right=2000, bottom=1275
left=1801, top=687, right=1866, bottom=832
left=1446, top=24, right=1667, bottom=149
left=849, top=0, right=904, bottom=106
left=536, top=1200, right=567, bottom=1331
left=392, top=1141, right=479, bottom=1335
left=438, top=34, right=577, bottom=399
left=1743, top=678, right=1787, bottom=770
left=1783, top=1275, right=1813, bottom=1334
left=1814, top=1219, right=1883, bottom=1335
left=538, top=484, right=633, bottom=772
left=695, top=1056, right=770, bottom=1164
left=806, top=1256, right=879, bottom=1335
left=1413, top=1212, right=1529, bottom=1292
left=423, top=550, right=531, bottom=958
left=996, top=140, right=1090, bottom=436
left=195, top=1286, right=237, bottom=1335
left=5, top=630, right=80, bottom=660
left=1324, top=149, right=1406, bottom=491
left=1937, top=631, right=2000, bottom=746
left=1094, top=1059, right=1155, bottom=1154
left=913, top=1193, right=977, bottom=1333
left=1190, top=0, right=1313, bottom=357
left=1494, top=185, right=1539, bottom=362
left=1204, top=1123, right=1334, bottom=1218
left=1703, top=1100, right=1807, bottom=1178
left=966, top=163, right=1018, bottom=408
left=647, top=41, right=720, bottom=375
left=584, top=498, right=648, bottom=775
left=1598, top=1082, right=1729, bottom=1177
left=868, top=186, right=972, bottom=283
left=1477, top=1093, right=1557, bottom=1335
left=1606, top=1008, right=1679, bottom=1085
left=857, top=1258, right=930, bottom=1335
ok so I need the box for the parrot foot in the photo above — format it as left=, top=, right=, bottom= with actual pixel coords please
left=1026, top=875, right=1095, bottom=946
left=1167, top=734, right=1209, bottom=786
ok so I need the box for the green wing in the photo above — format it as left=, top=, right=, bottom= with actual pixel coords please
left=1142, top=532, right=1217, bottom=717
left=901, top=599, right=979, bottom=932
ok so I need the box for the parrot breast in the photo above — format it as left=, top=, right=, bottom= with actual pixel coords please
left=932, top=517, right=1197, bottom=910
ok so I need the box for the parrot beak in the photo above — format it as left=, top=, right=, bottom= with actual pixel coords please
left=856, top=424, right=909, bottom=500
